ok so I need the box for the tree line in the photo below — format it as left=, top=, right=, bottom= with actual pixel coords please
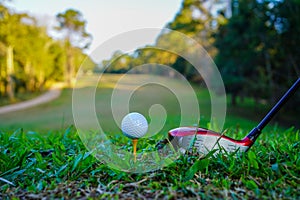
left=0, top=3, right=95, bottom=102
left=102, top=0, right=299, bottom=109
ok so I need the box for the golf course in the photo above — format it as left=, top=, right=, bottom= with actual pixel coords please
left=0, top=74, right=299, bottom=199
left=0, top=74, right=287, bottom=132
left=1, top=0, right=300, bottom=199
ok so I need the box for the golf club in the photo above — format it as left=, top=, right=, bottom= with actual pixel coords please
left=157, top=77, right=300, bottom=155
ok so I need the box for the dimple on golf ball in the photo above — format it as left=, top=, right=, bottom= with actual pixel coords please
left=121, top=112, right=148, bottom=139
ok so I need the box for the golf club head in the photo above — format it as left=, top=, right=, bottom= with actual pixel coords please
left=157, top=79, right=300, bottom=157
left=161, top=127, right=253, bottom=156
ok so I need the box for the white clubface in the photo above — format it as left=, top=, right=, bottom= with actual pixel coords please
left=121, top=112, right=148, bottom=139
left=176, top=135, right=249, bottom=155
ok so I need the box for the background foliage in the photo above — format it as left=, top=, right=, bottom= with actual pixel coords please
left=101, top=0, right=300, bottom=111
left=0, top=3, right=95, bottom=103
left=1, top=0, right=299, bottom=111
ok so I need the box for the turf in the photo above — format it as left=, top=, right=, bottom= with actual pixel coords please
left=0, top=91, right=44, bottom=107
left=0, top=74, right=292, bottom=132
left=0, top=126, right=299, bottom=199
left=0, top=74, right=299, bottom=199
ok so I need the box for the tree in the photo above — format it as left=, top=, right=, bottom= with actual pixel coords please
left=214, top=0, right=260, bottom=105
left=103, top=50, right=133, bottom=74
left=0, top=5, right=30, bottom=101
left=276, top=0, right=300, bottom=82
left=56, top=9, right=92, bottom=86
left=167, top=0, right=222, bottom=55
left=163, top=0, right=224, bottom=81
left=214, top=0, right=300, bottom=106
left=0, top=4, right=95, bottom=104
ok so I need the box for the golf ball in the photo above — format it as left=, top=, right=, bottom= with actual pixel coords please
left=121, top=112, right=148, bottom=139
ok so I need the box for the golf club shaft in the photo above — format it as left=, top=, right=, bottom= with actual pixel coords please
left=247, top=78, right=300, bottom=142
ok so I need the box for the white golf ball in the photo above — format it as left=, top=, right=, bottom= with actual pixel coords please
left=121, top=112, right=148, bottom=139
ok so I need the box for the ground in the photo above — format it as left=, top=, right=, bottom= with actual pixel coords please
left=0, top=74, right=299, bottom=199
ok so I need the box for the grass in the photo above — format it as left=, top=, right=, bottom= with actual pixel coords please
left=0, top=126, right=299, bottom=199
left=0, top=91, right=43, bottom=107
left=0, top=74, right=299, bottom=198
left=0, top=74, right=294, bottom=132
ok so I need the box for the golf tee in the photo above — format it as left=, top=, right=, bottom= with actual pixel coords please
left=132, top=139, right=138, bottom=162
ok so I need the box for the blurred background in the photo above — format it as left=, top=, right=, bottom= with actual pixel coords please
left=0, top=0, right=299, bottom=131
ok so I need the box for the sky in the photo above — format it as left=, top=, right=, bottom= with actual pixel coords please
left=7, top=0, right=183, bottom=62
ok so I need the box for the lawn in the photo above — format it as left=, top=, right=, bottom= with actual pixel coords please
left=0, top=91, right=44, bottom=107
left=0, top=74, right=284, bottom=132
left=0, top=74, right=299, bottom=199
left=0, top=126, right=299, bottom=199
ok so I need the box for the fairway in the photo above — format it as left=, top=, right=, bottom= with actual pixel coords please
left=0, top=74, right=207, bottom=131
left=0, top=74, right=262, bottom=133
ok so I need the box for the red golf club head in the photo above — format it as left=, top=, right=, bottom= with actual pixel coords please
left=167, top=127, right=253, bottom=155
left=156, top=79, right=299, bottom=156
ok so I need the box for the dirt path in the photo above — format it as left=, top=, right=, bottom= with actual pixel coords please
left=0, top=84, right=63, bottom=115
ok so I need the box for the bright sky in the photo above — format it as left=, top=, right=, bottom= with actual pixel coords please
left=7, top=0, right=183, bottom=62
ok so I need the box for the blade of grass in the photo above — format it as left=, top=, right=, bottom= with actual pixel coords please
left=0, top=177, right=15, bottom=186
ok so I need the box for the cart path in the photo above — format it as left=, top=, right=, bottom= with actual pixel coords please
left=0, top=84, right=63, bottom=115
